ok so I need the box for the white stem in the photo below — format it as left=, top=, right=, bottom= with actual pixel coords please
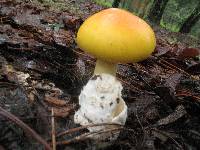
left=94, top=60, right=117, bottom=76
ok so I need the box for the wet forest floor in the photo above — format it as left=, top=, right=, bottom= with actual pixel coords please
left=0, top=0, right=200, bottom=149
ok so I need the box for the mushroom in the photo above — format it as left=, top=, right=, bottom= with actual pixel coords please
left=76, top=8, right=156, bottom=75
left=74, top=8, right=156, bottom=140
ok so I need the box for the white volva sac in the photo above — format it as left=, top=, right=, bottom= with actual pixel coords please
left=74, top=74, right=127, bottom=140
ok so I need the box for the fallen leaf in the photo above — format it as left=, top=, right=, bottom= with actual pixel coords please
left=164, top=73, right=182, bottom=92
left=44, top=96, right=67, bottom=107
left=155, top=105, right=187, bottom=126
left=48, top=107, right=73, bottom=118
left=177, top=48, right=200, bottom=59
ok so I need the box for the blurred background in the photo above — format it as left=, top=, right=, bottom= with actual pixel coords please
left=93, top=0, right=200, bottom=40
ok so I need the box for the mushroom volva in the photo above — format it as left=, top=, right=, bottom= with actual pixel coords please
left=74, top=8, right=156, bottom=140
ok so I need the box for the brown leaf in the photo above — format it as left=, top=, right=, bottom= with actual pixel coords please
left=154, top=86, right=177, bottom=107
left=44, top=96, right=67, bottom=107
left=63, top=15, right=82, bottom=30
left=155, top=105, right=187, bottom=126
left=177, top=48, right=200, bottom=59
left=154, top=44, right=170, bottom=57
left=48, top=107, right=73, bottom=118
left=164, top=73, right=182, bottom=92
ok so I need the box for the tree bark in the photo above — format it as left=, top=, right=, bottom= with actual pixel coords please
left=180, top=2, right=200, bottom=33
left=112, top=0, right=120, bottom=8
left=148, top=0, right=169, bottom=23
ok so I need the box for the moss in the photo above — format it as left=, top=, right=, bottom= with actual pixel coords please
left=190, top=19, right=200, bottom=39
left=92, top=0, right=113, bottom=7
left=160, top=0, right=199, bottom=32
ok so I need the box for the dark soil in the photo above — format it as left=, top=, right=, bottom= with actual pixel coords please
left=0, top=0, right=200, bottom=150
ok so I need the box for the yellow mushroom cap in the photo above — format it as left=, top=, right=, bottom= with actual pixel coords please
left=76, top=8, right=156, bottom=63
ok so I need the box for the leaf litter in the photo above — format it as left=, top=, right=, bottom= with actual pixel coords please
left=0, top=0, right=200, bottom=149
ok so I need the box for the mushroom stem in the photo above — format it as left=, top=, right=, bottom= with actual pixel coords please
left=94, top=60, right=117, bottom=76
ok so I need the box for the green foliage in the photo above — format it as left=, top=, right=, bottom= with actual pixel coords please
left=120, top=0, right=154, bottom=18
left=109, top=0, right=200, bottom=39
left=160, top=0, right=199, bottom=32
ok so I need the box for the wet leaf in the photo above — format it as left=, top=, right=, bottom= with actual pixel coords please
left=48, top=106, right=74, bottom=118
left=187, top=63, right=200, bottom=75
left=154, top=86, right=177, bottom=107
left=44, top=96, right=67, bottom=107
left=177, top=48, right=200, bottom=59
left=155, top=105, right=187, bottom=126
left=164, top=73, right=182, bottom=92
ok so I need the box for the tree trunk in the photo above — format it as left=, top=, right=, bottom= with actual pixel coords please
left=94, top=0, right=200, bottom=39
left=112, top=0, right=120, bottom=8
left=148, top=0, right=169, bottom=23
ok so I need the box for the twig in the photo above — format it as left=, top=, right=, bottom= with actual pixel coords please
left=151, top=128, right=184, bottom=150
left=56, top=127, right=123, bottom=145
left=135, top=106, right=147, bottom=148
left=7, top=46, right=32, bottom=51
left=117, top=78, right=142, bottom=92
left=57, top=123, right=122, bottom=138
left=120, top=63, right=154, bottom=91
left=117, top=72, right=144, bottom=89
left=51, top=108, right=56, bottom=150
left=158, top=57, right=198, bottom=80
left=176, top=93, right=200, bottom=102
left=0, top=106, right=51, bottom=150
left=135, top=106, right=144, bottom=131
